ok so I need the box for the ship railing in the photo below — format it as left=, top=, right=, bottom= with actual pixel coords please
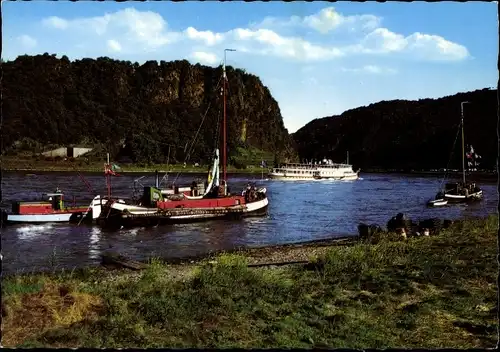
left=280, top=163, right=352, bottom=167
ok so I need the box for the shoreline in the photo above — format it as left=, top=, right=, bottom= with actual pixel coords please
left=2, top=166, right=497, bottom=179
left=2, top=156, right=497, bottom=178
left=2, top=235, right=358, bottom=278
left=1, top=157, right=496, bottom=178
left=2, top=215, right=496, bottom=348
left=0, top=164, right=267, bottom=175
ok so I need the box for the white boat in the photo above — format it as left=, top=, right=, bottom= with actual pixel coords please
left=427, top=198, right=448, bottom=207
left=6, top=212, right=80, bottom=223
left=268, top=161, right=359, bottom=181
left=2, top=191, right=92, bottom=225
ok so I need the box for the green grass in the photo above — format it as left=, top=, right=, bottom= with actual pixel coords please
left=232, top=146, right=274, bottom=168
left=2, top=215, right=497, bottom=348
left=1, top=156, right=269, bottom=174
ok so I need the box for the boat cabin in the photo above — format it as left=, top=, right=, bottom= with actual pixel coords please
left=12, top=192, right=65, bottom=215
left=139, top=181, right=231, bottom=207
left=45, top=192, right=65, bottom=210
left=444, top=182, right=481, bottom=195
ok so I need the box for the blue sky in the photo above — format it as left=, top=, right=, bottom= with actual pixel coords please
left=3, top=1, right=498, bottom=133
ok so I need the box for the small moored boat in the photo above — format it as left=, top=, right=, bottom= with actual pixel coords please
left=430, top=101, right=483, bottom=206
left=1, top=189, right=91, bottom=224
left=427, top=198, right=448, bottom=207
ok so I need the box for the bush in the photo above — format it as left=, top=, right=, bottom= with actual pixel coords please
left=231, top=159, right=247, bottom=170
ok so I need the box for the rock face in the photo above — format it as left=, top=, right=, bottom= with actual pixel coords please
left=293, top=88, right=497, bottom=170
left=2, top=54, right=297, bottom=164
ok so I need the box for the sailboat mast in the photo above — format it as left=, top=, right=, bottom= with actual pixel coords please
left=223, top=58, right=227, bottom=182
left=460, top=101, right=469, bottom=184
left=347, top=151, right=349, bottom=165
left=106, top=153, right=111, bottom=198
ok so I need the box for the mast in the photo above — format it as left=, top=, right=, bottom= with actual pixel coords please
left=222, top=49, right=236, bottom=184
left=347, top=151, right=349, bottom=165
left=106, top=153, right=111, bottom=198
left=460, top=101, right=469, bottom=184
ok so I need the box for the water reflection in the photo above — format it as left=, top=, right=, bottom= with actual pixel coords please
left=89, top=227, right=101, bottom=260
left=16, top=224, right=54, bottom=241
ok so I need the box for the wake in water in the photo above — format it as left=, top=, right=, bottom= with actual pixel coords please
left=15, top=224, right=54, bottom=241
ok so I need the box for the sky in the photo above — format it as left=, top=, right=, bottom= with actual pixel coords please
left=3, top=1, right=498, bottom=133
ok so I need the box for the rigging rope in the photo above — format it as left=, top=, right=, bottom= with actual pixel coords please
left=172, top=74, right=224, bottom=185
left=438, top=121, right=462, bottom=191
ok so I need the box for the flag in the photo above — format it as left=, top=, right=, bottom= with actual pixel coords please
left=466, top=145, right=482, bottom=170
left=104, top=163, right=120, bottom=176
left=260, top=160, right=267, bottom=168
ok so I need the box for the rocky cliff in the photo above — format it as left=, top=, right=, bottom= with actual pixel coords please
left=2, top=54, right=297, bottom=165
left=293, top=88, right=497, bottom=171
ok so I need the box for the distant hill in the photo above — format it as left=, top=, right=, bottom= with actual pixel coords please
left=293, top=88, right=497, bottom=171
left=2, top=54, right=297, bottom=166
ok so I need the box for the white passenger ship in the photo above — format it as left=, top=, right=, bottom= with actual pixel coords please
left=268, top=158, right=360, bottom=181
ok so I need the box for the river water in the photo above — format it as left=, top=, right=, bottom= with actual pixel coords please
left=1, top=171, right=497, bottom=274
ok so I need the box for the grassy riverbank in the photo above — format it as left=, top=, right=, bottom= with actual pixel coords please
left=1, top=156, right=267, bottom=174
left=2, top=215, right=497, bottom=348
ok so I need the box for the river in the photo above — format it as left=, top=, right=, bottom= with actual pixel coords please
left=1, top=171, right=497, bottom=274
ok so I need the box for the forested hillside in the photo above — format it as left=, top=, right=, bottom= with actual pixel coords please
left=2, top=54, right=297, bottom=166
left=293, top=88, right=497, bottom=171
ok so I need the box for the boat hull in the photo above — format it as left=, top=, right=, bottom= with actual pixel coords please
left=427, top=199, right=448, bottom=207
left=444, top=190, right=483, bottom=203
left=97, top=197, right=269, bottom=229
left=5, top=212, right=88, bottom=224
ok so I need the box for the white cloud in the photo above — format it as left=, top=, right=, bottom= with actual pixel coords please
left=341, top=65, right=397, bottom=75
left=359, top=28, right=408, bottom=53
left=184, top=27, right=224, bottom=46
left=107, top=39, right=122, bottom=53
left=352, top=28, right=469, bottom=61
left=18, top=34, right=37, bottom=49
left=229, top=28, right=345, bottom=61
left=252, top=7, right=469, bottom=62
left=254, top=7, right=381, bottom=33
left=406, top=32, right=469, bottom=61
left=190, top=51, right=218, bottom=65
left=37, top=6, right=469, bottom=63
left=303, top=7, right=381, bottom=33
left=42, top=16, right=68, bottom=30
left=42, top=8, right=178, bottom=52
